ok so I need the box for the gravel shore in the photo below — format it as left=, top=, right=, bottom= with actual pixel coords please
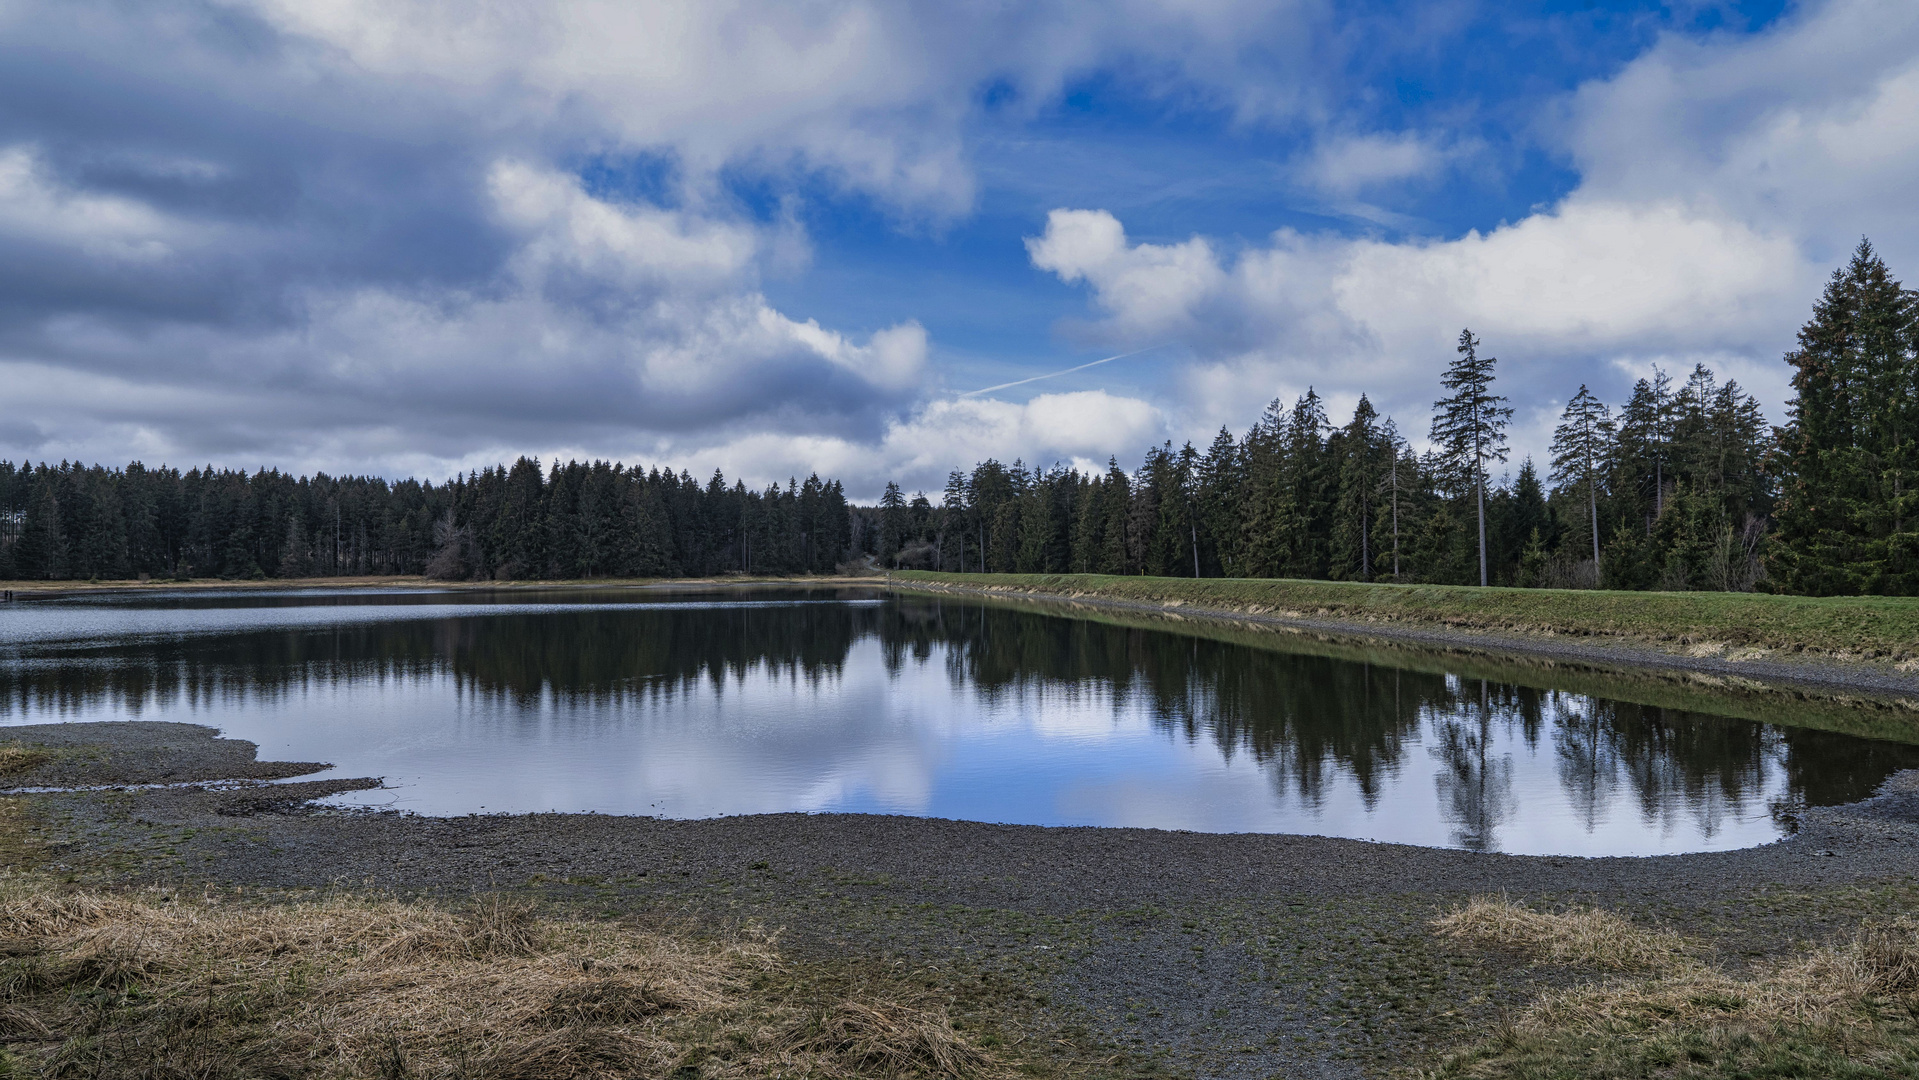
left=7, top=720, right=1919, bottom=1079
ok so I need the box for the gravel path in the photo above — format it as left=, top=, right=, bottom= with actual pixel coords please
left=8, top=721, right=1919, bottom=1079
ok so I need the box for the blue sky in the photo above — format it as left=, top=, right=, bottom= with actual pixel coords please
left=0, top=0, right=1912, bottom=498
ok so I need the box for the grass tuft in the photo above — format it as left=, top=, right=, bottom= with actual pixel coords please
left=771, top=999, right=995, bottom=1078
left=1432, top=896, right=1692, bottom=971
left=0, top=747, right=46, bottom=778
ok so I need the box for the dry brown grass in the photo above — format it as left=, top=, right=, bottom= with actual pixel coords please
left=0, top=875, right=1003, bottom=1079
left=0, top=748, right=46, bottom=779
left=1520, top=916, right=1919, bottom=1034
left=1432, top=896, right=1692, bottom=971
left=1426, top=901, right=1919, bottom=1078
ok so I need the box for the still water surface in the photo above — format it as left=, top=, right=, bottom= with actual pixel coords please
left=2, top=587, right=1913, bottom=856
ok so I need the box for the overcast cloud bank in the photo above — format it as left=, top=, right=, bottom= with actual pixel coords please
left=0, top=0, right=1915, bottom=498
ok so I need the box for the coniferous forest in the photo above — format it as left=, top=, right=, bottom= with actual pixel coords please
left=2, top=241, right=1914, bottom=595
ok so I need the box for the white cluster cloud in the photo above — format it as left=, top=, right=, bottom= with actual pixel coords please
left=0, top=156, right=932, bottom=474
left=1028, top=0, right=1919, bottom=466
left=488, top=161, right=760, bottom=289
left=1564, top=0, right=1919, bottom=252
left=1026, top=210, right=1226, bottom=341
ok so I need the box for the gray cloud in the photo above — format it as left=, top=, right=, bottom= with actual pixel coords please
left=0, top=0, right=1340, bottom=483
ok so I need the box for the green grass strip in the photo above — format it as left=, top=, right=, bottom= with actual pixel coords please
left=894, top=572, right=1919, bottom=662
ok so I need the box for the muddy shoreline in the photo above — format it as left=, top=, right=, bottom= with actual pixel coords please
left=6, top=720, right=1919, bottom=1079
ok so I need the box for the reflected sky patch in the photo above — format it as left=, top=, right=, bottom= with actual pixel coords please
left=1, top=589, right=1911, bottom=855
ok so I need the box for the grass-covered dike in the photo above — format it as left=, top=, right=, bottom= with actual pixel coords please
left=893, top=572, right=1919, bottom=666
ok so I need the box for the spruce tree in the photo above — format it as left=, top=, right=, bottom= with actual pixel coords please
left=1499, top=460, right=1551, bottom=585
left=1773, top=239, right=1917, bottom=594
left=1281, top=390, right=1334, bottom=578
left=878, top=481, right=907, bottom=567
left=1430, top=329, right=1512, bottom=586
left=1240, top=398, right=1291, bottom=577
left=1377, top=421, right=1412, bottom=581
left=941, top=471, right=970, bottom=571
left=1098, top=459, right=1131, bottom=574
left=1550, top=384, right=1615, bottom=568
left=14, top=474, right=64, bottom=580
left=1333, top=396, right=1387, bottom=581
left=1196, top=427, right=1242, bottom=577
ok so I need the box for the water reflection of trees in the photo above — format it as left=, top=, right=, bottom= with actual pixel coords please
left=4, top=595, right=1917, bottom=840
left=1427, top=682, right=1513, bottom=851
left=879, top=600, right=1919, bottom=841
left=882, top=601, right=1433, bottom=807
left=0, top=603, right=877, bottom=716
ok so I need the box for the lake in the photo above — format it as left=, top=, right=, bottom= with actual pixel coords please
left=1, top=586, right=1912, bottom=856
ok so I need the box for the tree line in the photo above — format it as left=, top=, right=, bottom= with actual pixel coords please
left=1, top=241, right=1913, bottom=594
left=0, top=457, right=853, bottom=581
left=878, top=335, right=1774, bottom=591
left=876, top=240, right=1915, bottom=596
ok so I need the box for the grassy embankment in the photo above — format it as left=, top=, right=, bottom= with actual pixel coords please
left=892, top=572, right=1919, bottom=666
left=893, top=572, right=1919, bottom=742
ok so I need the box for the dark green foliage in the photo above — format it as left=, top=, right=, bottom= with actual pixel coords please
left=1196, top=427, right=1243, bottom=577
left=1773, top=238, right=1919, bottom=594
left=878, top=481, right=907, bottom=566
left=1550, top=384, right=1613, bottom=568
left=1331, top=396, right=1391, bottom=581
left=0, top=458, right=855, bottom=581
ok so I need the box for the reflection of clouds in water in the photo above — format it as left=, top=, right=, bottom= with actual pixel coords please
left=2, top=594, right=1907, bottom=854
left=0, top=636, right=1804, bottom=853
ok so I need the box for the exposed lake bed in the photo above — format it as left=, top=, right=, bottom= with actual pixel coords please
left=6, top=718, right=1919, bottom=1079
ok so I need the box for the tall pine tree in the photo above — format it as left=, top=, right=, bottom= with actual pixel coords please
left=1551, top=384, right=1615, bottom=569
left=1430, top=329, right=1512, bottom=586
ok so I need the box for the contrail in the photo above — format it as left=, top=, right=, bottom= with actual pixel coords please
left=957, top=345, right=1168, bottom=398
